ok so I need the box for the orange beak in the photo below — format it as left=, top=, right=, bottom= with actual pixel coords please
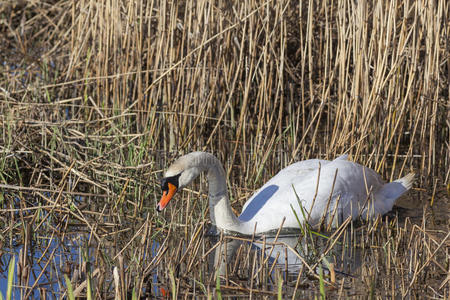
left=157, top=182, right=177, bottom=212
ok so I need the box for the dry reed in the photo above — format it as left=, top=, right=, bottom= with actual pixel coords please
left=0, top=0, right=448, bottom=298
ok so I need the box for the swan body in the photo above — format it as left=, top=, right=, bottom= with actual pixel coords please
left=158, top=152, right=414, bottom=235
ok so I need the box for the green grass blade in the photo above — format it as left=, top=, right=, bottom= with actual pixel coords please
left=194, top=279, right=208, bottom=296
left=169, top=267, right=176, bottom=300
left=319, top=264, right=325, bottom=300
left=132, top=287, right=137, bottom=300
left=290, top=203, right=305, bottom=236
left=86, top=272, right=92, bottom=300
left=64, top=274, right=75, bottom=300
left=277, top=272, right=283, bottom=300
left=6, top=256, right=15, bottom=300
left=215, top=270, right=222, bottom=300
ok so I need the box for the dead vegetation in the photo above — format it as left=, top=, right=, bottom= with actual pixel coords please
left=0, top=0, right=448, bottom=298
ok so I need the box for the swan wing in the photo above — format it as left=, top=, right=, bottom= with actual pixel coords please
left=237, top=156, right=403, bottom=233
left=240, top=155, right=348, bottom=217
left=239, top=159, right=331, bottom=224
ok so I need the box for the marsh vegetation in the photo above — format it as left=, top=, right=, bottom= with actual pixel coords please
left=0, top=0, right=448, bottom=298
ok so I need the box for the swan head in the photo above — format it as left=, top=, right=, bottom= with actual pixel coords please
left=157, top=152, right=207, bottom=212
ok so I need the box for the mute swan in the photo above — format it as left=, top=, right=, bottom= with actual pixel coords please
left=157, top=152, right=414, bottom=235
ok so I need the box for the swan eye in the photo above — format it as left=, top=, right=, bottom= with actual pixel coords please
left=161, top=173, right=181, bottom=192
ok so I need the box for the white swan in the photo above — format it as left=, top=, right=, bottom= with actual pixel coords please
left=157, top=152, right=414, bottom=235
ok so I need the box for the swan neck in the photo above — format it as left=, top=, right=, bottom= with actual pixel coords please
left=205, top=156, right=242, bottom=232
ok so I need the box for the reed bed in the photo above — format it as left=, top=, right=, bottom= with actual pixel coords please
left=0, top=0, right=448, bottom=298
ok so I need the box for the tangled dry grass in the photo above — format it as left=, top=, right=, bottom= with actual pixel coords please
left=0, top=0, right=448, bottom=298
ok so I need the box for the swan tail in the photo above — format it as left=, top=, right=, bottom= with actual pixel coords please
left=372, top=172, right=415, bottom=215
left=395, top=172, right=415, bottom=191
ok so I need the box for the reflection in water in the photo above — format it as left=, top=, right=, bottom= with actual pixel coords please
left=211, top=227, right=362, bottom=279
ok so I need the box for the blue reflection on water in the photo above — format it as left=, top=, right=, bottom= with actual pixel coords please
left=0, top=230, right=163, bottom=298
left=0, top=236, right=80, bottom=299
